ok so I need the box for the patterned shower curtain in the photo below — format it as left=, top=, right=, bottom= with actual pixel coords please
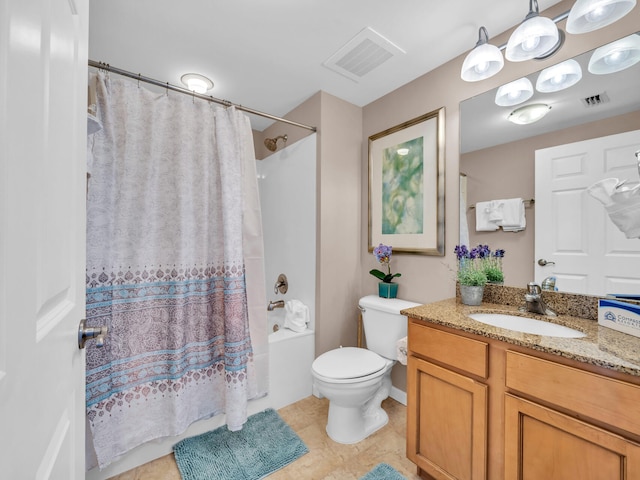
left=85, top=73, right=268, bottom=468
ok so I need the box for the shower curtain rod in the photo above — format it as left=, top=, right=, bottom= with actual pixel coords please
left=88, top=60, right=317, bottom=132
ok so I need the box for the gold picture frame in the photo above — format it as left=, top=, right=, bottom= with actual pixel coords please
left=368, top=107, right=445, bottom=255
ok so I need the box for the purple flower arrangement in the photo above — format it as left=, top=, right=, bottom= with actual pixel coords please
left=370, top=243, right=402, bottom=283
left=454, top=244, right=505, bottom=285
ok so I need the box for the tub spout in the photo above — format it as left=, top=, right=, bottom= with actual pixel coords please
left=267, top=300, right=285, bottom=311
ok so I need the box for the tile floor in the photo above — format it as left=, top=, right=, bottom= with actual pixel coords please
left=109, top=396, right=422, bottom=480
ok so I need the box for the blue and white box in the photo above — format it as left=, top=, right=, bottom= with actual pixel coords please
left=598, top=299, right=640, bottom=338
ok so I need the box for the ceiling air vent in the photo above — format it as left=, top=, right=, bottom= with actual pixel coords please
left=323, top=27, right=405, bottom=82
left=581, top=92, right=610, bottom=107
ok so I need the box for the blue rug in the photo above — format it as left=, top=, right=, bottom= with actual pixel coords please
left=173, top=408, right=308, bottom=480
left=360, top=463, right=408, bottom=480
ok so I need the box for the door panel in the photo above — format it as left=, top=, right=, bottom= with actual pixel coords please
left=535, top=129, right=640, bottom=295
left=0, top=0, right=88, bottom=478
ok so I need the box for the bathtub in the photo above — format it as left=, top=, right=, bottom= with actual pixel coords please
left=266, top=319, right=315, bottom=410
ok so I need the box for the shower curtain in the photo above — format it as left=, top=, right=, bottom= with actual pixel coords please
left=85, top=73, right=268, bottom=468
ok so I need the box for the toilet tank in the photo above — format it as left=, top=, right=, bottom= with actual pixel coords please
left=359, top=295, right=420, bottom=360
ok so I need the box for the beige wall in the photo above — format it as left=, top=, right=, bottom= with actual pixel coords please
left=361, top=0, right=640, bottom=307
left=259, top=91, right=364, bottom=357
left=462, top=110, right=640, bottom=289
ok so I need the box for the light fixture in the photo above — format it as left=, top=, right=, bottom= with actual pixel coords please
left=397, top=148, right=410, bottom=156
left=566, top=0, right=637, bottom=34
left=495, top=77, right=534, bottom=106
left=461, top=27, right=504, bottom=82
left=505, top=0, right=562, bottom=62
left=536, top=59, right=582, bottom=92
left=508, top=103, right=552, bottom=125
left=588, top=33, right=640, bottom=74
left=180, top=73, right=214, bottom=94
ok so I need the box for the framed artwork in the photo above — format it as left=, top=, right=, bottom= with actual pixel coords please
left=368, top=107, right=445, bottom=255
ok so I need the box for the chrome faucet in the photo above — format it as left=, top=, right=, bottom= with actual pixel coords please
left=525, top=282, right=556, bottom=316
left=267, top=300, right=285, bottom=311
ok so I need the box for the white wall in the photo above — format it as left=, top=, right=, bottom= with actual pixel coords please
left=257, top=134, right=317, bottom=332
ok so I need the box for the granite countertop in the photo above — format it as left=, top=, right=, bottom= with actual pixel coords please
left=402, top=297, right=640, bottom=377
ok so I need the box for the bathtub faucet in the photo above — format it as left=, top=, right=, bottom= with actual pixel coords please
left=267, top=300, right=285, bottom=311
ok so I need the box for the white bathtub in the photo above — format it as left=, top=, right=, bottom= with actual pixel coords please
left=267, top=320, right=315, bottom=410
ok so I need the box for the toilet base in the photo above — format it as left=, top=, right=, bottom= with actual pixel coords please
left=324, top=369, right=392, bottom=444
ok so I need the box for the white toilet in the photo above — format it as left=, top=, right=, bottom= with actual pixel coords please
left=311, top=294, right=419, bottom=444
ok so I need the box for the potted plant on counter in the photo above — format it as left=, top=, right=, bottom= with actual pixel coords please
left=370, top=243, right=401, bottom=298
left=455, top=244, right=488, bottom=306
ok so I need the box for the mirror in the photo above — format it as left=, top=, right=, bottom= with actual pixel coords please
left=460, top=33, right=640, bottom=295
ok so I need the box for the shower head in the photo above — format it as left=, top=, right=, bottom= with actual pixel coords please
left=264, top=134, right=288, bottom=152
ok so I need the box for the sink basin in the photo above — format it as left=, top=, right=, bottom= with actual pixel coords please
left=468, top=313, right=587, bottom=338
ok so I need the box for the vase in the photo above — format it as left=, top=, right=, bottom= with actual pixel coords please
left=460, top=285, right=484, bottom=306
left=378, top=282, right=398, bottom=299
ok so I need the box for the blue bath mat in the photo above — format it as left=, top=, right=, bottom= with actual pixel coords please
left=360, top=463, right=408, bottom=480
left=173, top=408, right=308, bottom=480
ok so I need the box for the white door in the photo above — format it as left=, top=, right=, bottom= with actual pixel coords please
left=535, top=130, right=640, bottom=296
left=0, top=0, right=88, bottom=478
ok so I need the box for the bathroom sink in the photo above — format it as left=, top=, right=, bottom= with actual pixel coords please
left=468, top=313, right=586, bottom=338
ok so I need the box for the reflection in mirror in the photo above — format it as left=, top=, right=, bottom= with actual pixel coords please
left=460, top=33, right=640, bottom=295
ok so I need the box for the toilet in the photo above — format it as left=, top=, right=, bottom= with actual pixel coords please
left=311, top=294, right=420, bottom=444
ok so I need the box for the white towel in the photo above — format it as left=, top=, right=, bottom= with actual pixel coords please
left=588, top=178, right=640, bottom=239
left=475, top=201, right=499, bottom=231
left=284, top=299, right=310, bottom=333
left=499, top=198, right=526, bottom=232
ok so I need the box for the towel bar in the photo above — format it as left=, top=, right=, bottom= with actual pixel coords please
left=469, top=198, right=534, bottom=209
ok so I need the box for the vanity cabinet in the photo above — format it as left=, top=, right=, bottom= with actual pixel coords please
left=504, top=351, right=640, bottom=480
left=407, top=317, right=640, bottom=480
left=406, top=320, right=489, bottom=480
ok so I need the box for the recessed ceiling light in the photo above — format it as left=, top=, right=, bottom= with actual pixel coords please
left=180, top=73, right=214, bottom=94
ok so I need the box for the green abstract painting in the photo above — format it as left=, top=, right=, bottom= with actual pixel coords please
left=381, top=136, right=424, bottom=234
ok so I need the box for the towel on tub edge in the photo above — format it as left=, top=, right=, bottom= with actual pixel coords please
left=284, top=300, right=310, bottom=333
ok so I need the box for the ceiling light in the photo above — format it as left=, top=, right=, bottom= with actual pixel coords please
left=508, top=103, right=552, bottom=125
left=397, top=148, right=410, bottom=156
left=566, top=0, right=637, bottom=34
left=461, top=27, right=504, bottom=82
left=506, top=0, right=562, bottom=62
left=180, top=73, right=214, bottom=94
left=588, top=33, right=640, bottom=74
left=495, top=77, right=534, bottom=106
left=536, top=59, right=582, bottom=92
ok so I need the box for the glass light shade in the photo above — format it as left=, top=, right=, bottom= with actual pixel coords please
left=180, top=73, right=214, bottom=94
left=495, top=77, right=534, bottom=106
left=588, top=34, right=640, bottom=74
left=567, top=0, right=636, bottom=34
left=506, top=15, right=560, bottom=61
left=461, top=43, right=504, bottom=82
left=536, top=59, right=583, bottom=92
left=508, top=103, right=551, bottom=125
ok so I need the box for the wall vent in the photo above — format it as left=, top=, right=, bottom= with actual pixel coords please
left=323, top=27, right=405, bottom=82
left=581, top=92, right=610, bottom=107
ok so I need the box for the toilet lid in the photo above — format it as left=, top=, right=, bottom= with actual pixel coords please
left=312, top=347, right=387, bottom=380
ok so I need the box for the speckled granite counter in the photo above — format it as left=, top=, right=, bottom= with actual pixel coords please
left=402, top=297, right=640, bottom=377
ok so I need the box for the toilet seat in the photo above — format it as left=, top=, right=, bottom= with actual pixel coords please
left=312, top=347, right=388, bottom=382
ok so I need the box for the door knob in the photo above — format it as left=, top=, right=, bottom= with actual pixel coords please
left=538, top=258, right=556, bottom=266
left=78, top=319, right=108, bottom=349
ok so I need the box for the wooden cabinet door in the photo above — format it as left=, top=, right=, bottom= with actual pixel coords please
left=505, top=394, right=640, bottom=480
left=407, top=356, right=488, bottom=480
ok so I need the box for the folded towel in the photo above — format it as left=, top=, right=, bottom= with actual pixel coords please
left=499, top=198, right=526, bottom=232
left=284, top=300, right=310, bottom=333
left=475, top=201, right=499, bottom=231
